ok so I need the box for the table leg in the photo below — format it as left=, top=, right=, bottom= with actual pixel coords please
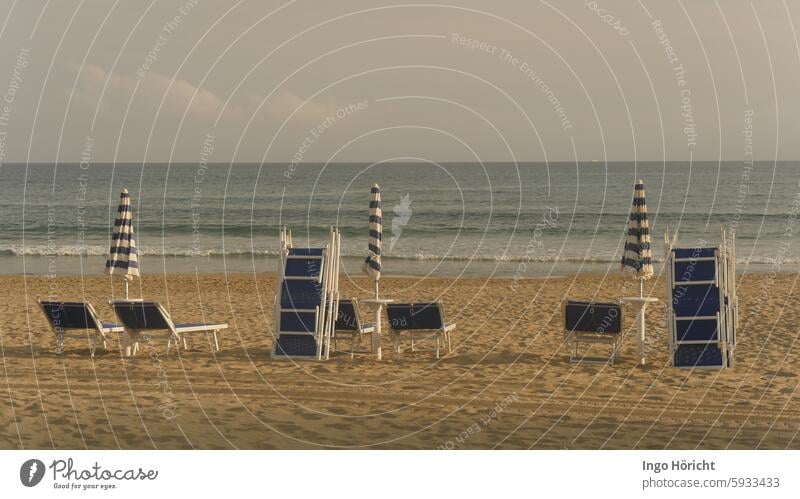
left=636, top=303, right=647, bottom=366
left=371, top=304, right=383, bottom=361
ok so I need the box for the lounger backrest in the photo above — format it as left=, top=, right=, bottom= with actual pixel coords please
left=387, top=303, right=444, bottom=330
left=280, top=280, right=322, bottom=310
left=672, top=284, right=720, bottom=317
left=335, top=300, right=358, bottom=331
left=284, top=257, right=323, bottom=278
left=410, top=303, right=444, bottom=329
left=564, top=300, right=621, bottom=335
left=39, top=301, right=101, bottom=331
left=674, top=259, right=717, bottom=283
left=673, top=247, right=717, bottom=259
left=287, top=248, right=324, bottom=256
left=279, top=310, right=317, bottom=333
left=111, top=301, right=172, bottom=330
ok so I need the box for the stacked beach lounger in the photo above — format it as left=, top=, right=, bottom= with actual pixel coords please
left=271, top=226, right=341, bottom=360
left=664, top=227, right=738, bottom=369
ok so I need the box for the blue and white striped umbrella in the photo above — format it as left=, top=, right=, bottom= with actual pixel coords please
left=106, top=188, right=140, bottom=281
left=363, top=184, right=382, bottom=283
left=621, top=179, right=653, bottom=282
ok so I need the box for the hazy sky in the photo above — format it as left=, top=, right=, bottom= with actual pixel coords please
left=0, top=0, right=798, bottom=163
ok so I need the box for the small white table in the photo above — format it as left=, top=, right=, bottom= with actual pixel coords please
left=621, top=296, right=659, bottom=366
left=361, top=298, right=393, bottom=360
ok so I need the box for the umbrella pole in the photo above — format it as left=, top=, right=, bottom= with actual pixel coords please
left=374, top=280, right=379, bottom=300
left=639, top=278, right=644, bottom=298
left=125, top=279, right=129, bottom=300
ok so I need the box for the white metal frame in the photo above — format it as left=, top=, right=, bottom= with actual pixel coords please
left=332, top=298, right=376, bottom=358
left=664, top=226, right=736, bottom=369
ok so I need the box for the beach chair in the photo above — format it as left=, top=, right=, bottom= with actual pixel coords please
left=563, top=299, right=623, bottom=364
left=332, top=299, right=375, bottom=358
left=664, top=226, right=737, bottom=369
left=38, top=300, right=124, bottom=356
left=110, top=300, right=227, bottom=356
left=386, top=302, right=455, bottom=358
left=272, top=226, right=341, bottom=360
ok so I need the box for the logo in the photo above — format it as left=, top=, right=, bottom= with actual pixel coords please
left=20, top=459, right=45, bottom=487
left=390, top=193, right=413, bottom=251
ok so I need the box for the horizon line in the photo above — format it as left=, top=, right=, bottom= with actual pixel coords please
left=2, top=159, right=795, bottom=166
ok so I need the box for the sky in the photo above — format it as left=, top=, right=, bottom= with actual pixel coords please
left=0, top=0, right=798, bottom=164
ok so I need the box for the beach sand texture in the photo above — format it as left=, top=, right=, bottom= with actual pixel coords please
left=0, top=272, right=798, bottom=449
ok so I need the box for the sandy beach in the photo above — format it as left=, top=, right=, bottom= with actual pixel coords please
left=0, top=271, right=798, bottom=450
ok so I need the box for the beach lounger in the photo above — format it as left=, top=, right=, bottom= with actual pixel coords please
left=563, top=299, right=622, bottom=364
left=332, top=299, right=375, bottom=358
left=272, top=226, right=340, bottom=360
left=386, top=302, right=455, bottom=358
left=38, top=300, right=124, bottom=356
left=664, top=226, right=737, bottom=369
left=110, top=300, right=227, bottom=356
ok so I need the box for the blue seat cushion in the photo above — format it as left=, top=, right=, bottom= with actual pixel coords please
left=288, top=248, right=324, bottom=256
left=673, top=247, right=717, bottom=259
left=112, top=302, right=171, bottom=330
left=387, top=303, right=444, bottom=330
left=676, top=318, right=718, bottom=342
left=281, top=280, right=322, bottom=309
left=672, top=284, right=720, bottom=317
left=335, top=301, right=358, bottom=330
left=284, top=258, right=322, bottom=277
left=674, top=344, right=724, bottom=367
left=674, top=260, right=717, bottom=282
left=274, top=334, right=318, bottom=357
left=40, top=302, right=93, bottom=329
left=564, top=300, right=621, bottom=334
left=280, top=311, right=317, bottom=333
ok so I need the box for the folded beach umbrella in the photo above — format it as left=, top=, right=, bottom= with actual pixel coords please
left=622, top=179, right=654, bottom=296
left=106, top=188, right=139, bottom=299
left=362, top=184, right=382, bottom=298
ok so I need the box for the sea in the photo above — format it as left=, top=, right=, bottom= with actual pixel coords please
left=0, top=161, right=798, bottom=278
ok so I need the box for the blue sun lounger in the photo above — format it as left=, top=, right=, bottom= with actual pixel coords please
left=110, top=300, right=227, bottom=356
left=332, top=299, right=375, bottom=358
left=664, top=227, right=737, bottom=369
left=38, top=300, right=124, bottom=356
left=563, top=299, right=623, bottom=364
left=386, top=302, right=455, bottom=358
left=272, top=226, right=341, bottom=360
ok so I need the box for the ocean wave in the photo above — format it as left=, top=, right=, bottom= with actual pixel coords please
left=1, top=244, right=797, bottom=265
left=0, top=245, right=281, bottom=258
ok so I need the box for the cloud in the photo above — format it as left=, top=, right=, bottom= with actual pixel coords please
left=69, top=63, right=229, bottom=122
left=68, top=63, right=339, bottom=128
left=261, top=90, right=338, bottom=125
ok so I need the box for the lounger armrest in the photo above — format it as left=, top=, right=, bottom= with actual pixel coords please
left=443, top=322, right=456, bottom=332
left=101, top=325, right=126, bottom=334
left=173, top=323, right=228, bottom=333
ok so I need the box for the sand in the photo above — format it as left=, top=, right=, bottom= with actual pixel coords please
left=0, top=271, right=798, bottom=449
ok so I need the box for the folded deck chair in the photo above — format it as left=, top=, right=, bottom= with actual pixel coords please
left=332, top=299, right=375, bottom=358
left=563, top=299, right=622, bottom=364
left=110, top=300, right=227, bottom=356
left=38, top=301, right=124, bottom=356
left=386, top=302, right=455, bottom=358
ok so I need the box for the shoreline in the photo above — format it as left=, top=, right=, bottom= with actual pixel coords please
left=2, top=254, right=798, bottom=278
